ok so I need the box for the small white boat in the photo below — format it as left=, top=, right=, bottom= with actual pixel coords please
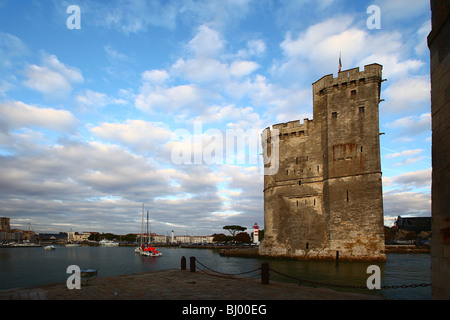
left=99, top=239, right=119, bottom=247
left=65, top=243, right=81, bottom=247
left=44, top=245, right=56, bottom=250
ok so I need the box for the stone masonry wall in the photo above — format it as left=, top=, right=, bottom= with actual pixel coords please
left=260, top=64, right=386, bottom=261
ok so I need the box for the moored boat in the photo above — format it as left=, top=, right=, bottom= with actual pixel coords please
left=99, top=239, right=120, bottom=247
left=135, top=204, right=162, bottom=257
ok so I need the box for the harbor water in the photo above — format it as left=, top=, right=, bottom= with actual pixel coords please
left=0, top=246, right=430, bottom=300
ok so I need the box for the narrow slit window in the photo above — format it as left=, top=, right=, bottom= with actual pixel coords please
left=346, top=191, right=349, bottom=202
left=314, top=199, right=316, bottom=206
left=332, top=112, right=338, bottom=119
left=286, top=170, right=288, bottom=175
left=317, top=166, right=320, bottom=172
left=298, top=180, right=301, bottom=186
left=361, top=146, right=363, bottom=152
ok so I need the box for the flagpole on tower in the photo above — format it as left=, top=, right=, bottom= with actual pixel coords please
left=338, top=52, right=342, bottom=72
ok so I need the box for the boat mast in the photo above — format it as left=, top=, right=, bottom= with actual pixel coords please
left=140, top=204, right=144, bottom=247
left=147, top=210, right=149, bottom=245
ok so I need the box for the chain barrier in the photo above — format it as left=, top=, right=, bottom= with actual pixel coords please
left=187, top=257, right=431, bottom=290
left=194, top=258, right=261, bottom=279
left=269, top=267, right=431, bottom=290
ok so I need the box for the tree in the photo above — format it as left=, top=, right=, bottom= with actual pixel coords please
left=223, top=225, right=247, bottom=237
left=213, top=233, right=228, bottom=242
left=235, top=232, right=251, bottom=243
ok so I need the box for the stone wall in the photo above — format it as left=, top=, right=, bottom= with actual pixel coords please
left=260, top=64, right=386, bottom=261
left=428, top=0, right=450, bottom=300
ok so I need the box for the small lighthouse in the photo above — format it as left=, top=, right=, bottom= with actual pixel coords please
left=253, top=223, right=260, bottom=244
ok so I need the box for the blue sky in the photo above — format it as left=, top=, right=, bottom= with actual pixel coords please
left=0, top=0, right=431, bottom=235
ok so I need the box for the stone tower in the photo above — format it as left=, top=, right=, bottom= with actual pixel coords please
left=259, top=64, right=386, bottom=261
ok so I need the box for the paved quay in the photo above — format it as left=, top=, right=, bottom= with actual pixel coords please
left=0, top=269, right=381, bottom=300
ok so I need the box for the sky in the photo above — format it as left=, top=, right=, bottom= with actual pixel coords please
left=0, top=0, right=432, bottom=236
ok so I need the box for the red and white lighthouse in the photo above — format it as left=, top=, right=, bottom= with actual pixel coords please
left=253, top=223, right=259, bottom=244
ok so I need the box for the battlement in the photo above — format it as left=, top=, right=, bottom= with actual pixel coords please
left=264, top=118, right=313, bottom=140
left=312, top=63, right=382, bottom=94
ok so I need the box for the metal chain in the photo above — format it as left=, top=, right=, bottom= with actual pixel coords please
left=269, top=267, right=431, bottom=290
left=195, top=258, right=261, bottom=277
left=190, top=258, right=431, bottom=290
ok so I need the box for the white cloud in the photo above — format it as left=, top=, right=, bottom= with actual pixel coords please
left=135, top=83, right=206, bottom=113
left=392, top=156, right=426, bottom=167
left=235, top=39, right=266, bottom=59
left=385, top=113, right=431, bottom=138
left=385, top=149, right=424, bottom=159
left=383, top=76, right=430, bottom=113
left=0, top=32, right=29, bottom=69
left=141, top=69, right=170, bottom=84
left=229, top=60, right=259, bottom=77
left=388, top=168, right=431, bottom=190
left=75, top=89, right=127, bottom=109
left=23, top=54, right=83, bottom=98
left=275, top=16, right=426, bottom=85
left=382, top=168, right=431, bottom=220
left=187, top=25, right=224, bottom=58
left=383, top=190, right=431, bottom=220
left=0, top=100, right=78, bottom=133
left=90, top=120, right=172, bottom=153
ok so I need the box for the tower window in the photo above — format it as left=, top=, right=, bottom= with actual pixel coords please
left=298, top=180, right=301, bottom=186
left=351, top=90, right=357, bottom=96
left=346, top=191, right=349, bottom=202
left=361, top=146, right=363, bottom=152
left=332, top=112, right=338, bottom=119
left=359, top=106, right=365, bottom=113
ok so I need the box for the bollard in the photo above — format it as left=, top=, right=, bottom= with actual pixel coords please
left=190, top=256, right=196, bottom=272
left=261, top=262, right=269, bottom=285
left=181, top=256, right=186, bottom=270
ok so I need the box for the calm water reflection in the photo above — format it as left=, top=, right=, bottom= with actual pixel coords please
left=0, top=246, right=430, bottom=299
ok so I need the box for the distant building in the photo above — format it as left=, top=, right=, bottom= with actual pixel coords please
left=38, top=233, right=67, bottom=242
left=395, top=216, right=432, bottom=233
left=0, top=217, right=11, bottom=241
left=0, top=217, right=10, bottom=232
left=67, top=231, right=91, bottom=242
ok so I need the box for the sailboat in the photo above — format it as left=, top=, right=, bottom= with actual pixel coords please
left=135, top=204, right=162, bottom=257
